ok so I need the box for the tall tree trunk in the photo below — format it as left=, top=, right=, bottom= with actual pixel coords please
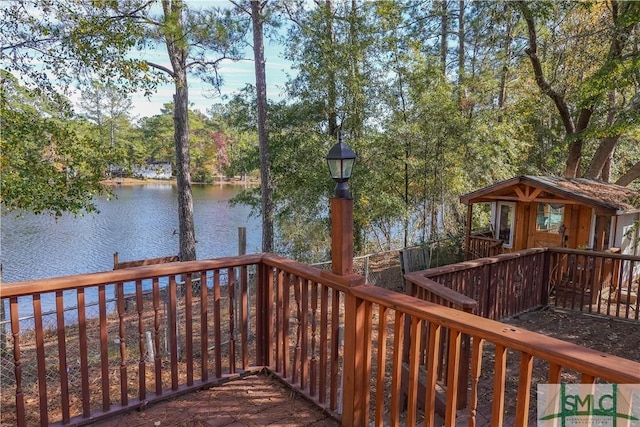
left=325, top=0, right=338, bottom=138
left=172, top=78, right=196, bottom=261
left=497, top=6, right=512, bottom=123
left=457, top=0, right=464, bottom=88
left=585, top=90, right=618, bottom=180
left=251, top=0, right=274, bottom=253
left=521, top=5, right=592, bottom=178
left=163, top=0, right=196, bottom=261
left=440, top=0, right=448, bottom=74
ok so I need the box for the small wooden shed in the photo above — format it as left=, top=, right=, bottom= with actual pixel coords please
left=460, top=176, right=640, bottom=255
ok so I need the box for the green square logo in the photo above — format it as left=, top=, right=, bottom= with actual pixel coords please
left=538, top=384, right=640, bottom=426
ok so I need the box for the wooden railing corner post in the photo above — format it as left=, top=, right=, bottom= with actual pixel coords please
left=256, top=261, right=274, bottom=367
left=341, top=291, right=369, bottom=427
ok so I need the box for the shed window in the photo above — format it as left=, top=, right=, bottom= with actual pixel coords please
left=496, top=202, right=515, bottom=248
left=536, top=203, right=564, bottom=233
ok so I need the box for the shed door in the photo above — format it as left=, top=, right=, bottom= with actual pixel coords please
left=528, top=203, right=565, bottom=248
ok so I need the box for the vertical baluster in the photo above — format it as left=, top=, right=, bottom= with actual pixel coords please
left=310, top=281, right=318, bottom=397
left=136, top=280, right=146, bottom=401
left=374, top=305, right=388, bottom=426
left=32, top=294, right=48, bottom=426
left=548, top=362, right=562, bottom=384
left=587, top=256, right=598, bottom=314
left=491, top=344, right=507, bottom=427
left=228, top=267, right=236, bottom=374
left=152, top=277, right=162, bottom=395
left=10, top=297, right=25, bottom=427
left=282, top=272, right=290, bottom=378
left=424, top=322, right=442, bottom=427
left=467, top=337, right=484, bottom=427
left=361, top=301, right=373, bottom=427
left=330, top=288, right=340, bottom=410
left=445, top=329, right=462, bottom=425
left=390, top=310, right=405, bottom=425
left=292, top=276, right=301, bottom=385
left=300, top=278, right=309, bottom=390
left=275, top=269, right=283, bottom=373
left=634, top=260, right=640, bottom=320
left=168, top=276, right=178, bottom=390
left=407, top=316, right=423, bottom=426
left=265, top=265, right=275, bottom=367
left=185, top=275, right=193, bottom=385
left=613, top=258, right=622, bottom=317
left=241, top=265, right=249, bottom=370
left=213, top=270, right=222, bottom=378
left=98, top=285, right=110, bottom=410
left=56, top=290, right=71, bottom=422
left=581, top=373, right=595, bottom=384
left=200, top=271, right=209, bottom=381
left=116, top=283, right=128, bottom=405
left=569, top=255, right=579, bottom=310
left=622, top=260, right=633, bottom=319
left=319, top=284, right=328, bottom=404
left=515, top=352, right=533, bottom=427
left=255, top=264, right=265, bottom=366
left=77, top=288, right=91, bottom=416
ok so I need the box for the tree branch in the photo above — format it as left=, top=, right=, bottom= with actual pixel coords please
left=520, top=6, right=575, bottom=135
left=146, top=61, right=175, bottom=78
left=615, top=160, right=640, bottom=186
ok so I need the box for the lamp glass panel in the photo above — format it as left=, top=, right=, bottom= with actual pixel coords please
left=327, top=159, right=342, bottom=179
left=342, top=159, right=354, bottom=179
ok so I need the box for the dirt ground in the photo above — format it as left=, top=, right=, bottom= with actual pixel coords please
left=504, top=307, right=640, bottom=362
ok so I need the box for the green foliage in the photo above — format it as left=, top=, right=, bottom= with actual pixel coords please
left=1, top=72, right=109, bottom=216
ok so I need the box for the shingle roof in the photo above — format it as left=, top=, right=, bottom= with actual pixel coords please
left=460, top=175, right=640, bottom=214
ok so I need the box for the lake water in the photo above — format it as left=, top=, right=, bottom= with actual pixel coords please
left=1, top=183, right=262, bottom=283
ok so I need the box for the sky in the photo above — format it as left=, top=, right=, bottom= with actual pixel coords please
left=129, top=45, right=294, bottom=119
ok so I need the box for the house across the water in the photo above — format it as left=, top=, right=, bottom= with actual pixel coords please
left=132, top=161, right=173, bottom=180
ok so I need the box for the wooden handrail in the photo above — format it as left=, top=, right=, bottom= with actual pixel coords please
left=353, top=284, right=640, bottom=384
left=0, top=254, right=264, bottom=298
left=424, top=248, right=547, bottom=277
left=404, top=273, right=477, bottom=310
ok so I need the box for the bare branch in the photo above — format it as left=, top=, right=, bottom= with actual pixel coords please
left=146, top=61, right=175, bottom=78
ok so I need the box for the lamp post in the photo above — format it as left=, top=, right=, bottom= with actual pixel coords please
left=325, top=133, right=365, bottom=426
left=326, top=133, right=357, bottom=277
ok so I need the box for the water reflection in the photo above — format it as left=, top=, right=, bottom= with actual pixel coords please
left=1, top=183, right=261, bottom=283
left=1, top=183, right=261, bottom=322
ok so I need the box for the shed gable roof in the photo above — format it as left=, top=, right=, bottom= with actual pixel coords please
left=460, top=176, right=640, bottom=215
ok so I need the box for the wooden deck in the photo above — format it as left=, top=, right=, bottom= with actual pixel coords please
left=90, top=372, right=339, bottom=427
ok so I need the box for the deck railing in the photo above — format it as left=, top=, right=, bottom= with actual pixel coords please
left=410, top=248, right=548, bottom=320
left=547, top=248, right=640, bottom=320
left=467, top=235, right=503, bottom=260
left=2, top=253, right=639, bottom=427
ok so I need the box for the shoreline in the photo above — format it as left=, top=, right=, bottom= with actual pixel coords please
left=101, top=177, right=257, bottom=187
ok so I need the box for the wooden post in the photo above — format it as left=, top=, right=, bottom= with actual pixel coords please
left=238, top=227, right=246, bottom=255
left=331, top=197, right=354, bottom=276
left=325, top=196, right=370, bottom=426
left=465, top=204, right=473, bottom=260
